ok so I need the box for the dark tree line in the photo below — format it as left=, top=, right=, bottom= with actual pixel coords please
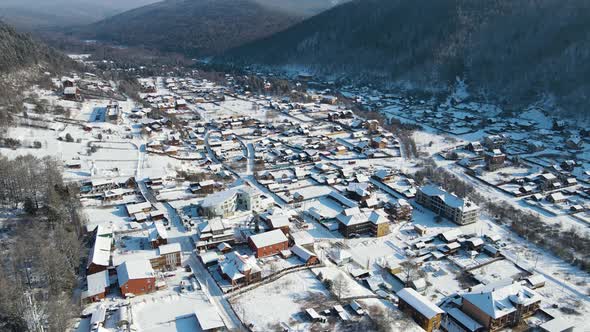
left=0, top=155, right=85, bottom=332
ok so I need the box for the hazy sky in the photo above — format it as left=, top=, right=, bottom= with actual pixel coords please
left=1, top=0, right=159, bottom=10
left=0, top=0, right=160, bottom=28
left=0, top=0, right=350, bottom=29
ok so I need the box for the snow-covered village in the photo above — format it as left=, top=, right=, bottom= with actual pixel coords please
left=0, top=46, right=588, bottom=332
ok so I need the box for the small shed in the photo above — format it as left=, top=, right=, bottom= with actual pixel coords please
left=525, top=274, right=546, bottom=289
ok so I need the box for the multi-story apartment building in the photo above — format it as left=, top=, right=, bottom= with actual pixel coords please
left=199, top=185, right=268, bottom=218
left=416, top=185, right=479, bottom=225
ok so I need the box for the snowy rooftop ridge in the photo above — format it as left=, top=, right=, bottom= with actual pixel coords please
left=116, top=259, right=155, bottom=286
left=249, top=229, right=288, bottom=248
left=420, top=184, right=479, bottom=211
left=462, top=280, right=542, bottom=319
left=397, top=288, right=444, bottom=319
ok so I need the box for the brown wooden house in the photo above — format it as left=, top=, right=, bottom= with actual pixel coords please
left=397, top=288, right=444, bottom=332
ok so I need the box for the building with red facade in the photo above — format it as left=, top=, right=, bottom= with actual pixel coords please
left=248, top=229, right=289, bottom=258
left=117, top=260, right=156, bottom=297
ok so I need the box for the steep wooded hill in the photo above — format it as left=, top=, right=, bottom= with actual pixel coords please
left=225, top=0, right=590, bottom=113
left=0, top=20, right=71, bottom=73
left=68, top=0, right=302, bottom=57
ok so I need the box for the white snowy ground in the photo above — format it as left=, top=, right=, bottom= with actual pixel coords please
left=132, top=293, right=210, bottom=332
left=231, top=270, right=331, bottom=332
left=6, top=75, right=590, bottom=331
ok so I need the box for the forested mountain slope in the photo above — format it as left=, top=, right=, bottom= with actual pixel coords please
left=225, top=0, right=590, bottom=114
left=67, top=0, right=302, bottom=57
left=0, top=21, right=71, bottom=73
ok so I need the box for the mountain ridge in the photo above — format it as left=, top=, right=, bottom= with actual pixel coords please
left=223, top=0, right=590, bottom=115
left=66, top=0, right=303, bottom=57
left=0, top=0, right=159, bottom=29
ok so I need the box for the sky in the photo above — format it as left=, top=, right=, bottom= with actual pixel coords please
left=0, top=0, right=160, bottom=28
left=0, top=0, right=350, bottom=29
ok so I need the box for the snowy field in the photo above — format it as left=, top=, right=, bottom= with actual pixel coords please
left=133, top=293, right=210, bottom=332
left=231, top=270, right=332, bottom=331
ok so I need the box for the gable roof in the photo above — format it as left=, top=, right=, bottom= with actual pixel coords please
left=420, top=185, right=479, bottom=211
left=194, top=307, right=225, bottom=331
left=116, top=259, right=155, bottom=286
left=368, top=210, right=388, bottom=225
left=249, top=229, right=288, bottom=248
left=219, top=251, right=260, bottom=280
left=126, top=201, right=152, bottom=215
left=462, top=280, right=541, bottom=319
left=268, top=214, right=290, bottom=229
left=158, top=242, right=181, bottom=255
left=88, top=235, right=112, bottom=268
left=83, top=270, right=110, bottom=298
left=397, top=288, right=444, bottom=319
left=291, top=244, right=316, bottom=262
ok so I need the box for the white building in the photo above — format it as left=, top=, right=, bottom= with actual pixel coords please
left=199, top=185, right=269, bottom=218
left=416, top=185, right=479, bottom=225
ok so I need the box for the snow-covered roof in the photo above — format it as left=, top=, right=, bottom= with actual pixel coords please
left=368, top=210, right=388, bottom=225
left=201, top=188, right=238, bottom=208
left=91, top=178, right=116, bottom=187
left=200, top=251, right=220, bottom=265
left=95, top=224, right=113, bottom=236
left=291, top=244, right=316, bottom=262
left=249, top=229, right=288, bottom=248
left=462, top=280, right=542, bottom=319
left=103, top=188, right=134, bottom=198
left=158, top=243, right=181, bottom=255
left=356, top=173, right=370, bottom=183
left=347, top=182, right=371, bottom=197
left=268, top=214, right=290, bottom=229
left=134, top=212, right=148, bottom=221
left=411, top=277, right=427, bottom=290
left=194, top=306, right=225, bottom=331
left=525, top=274, right=546, bottom=286
left=364, top=196, right=379, bottom=208
left=397, top=288, right=444, bottom=319
left=91, top=305, right=106, bottom=325
left=547, top=192, right=566, bottom=201
left=294, top=167, right=308, bottom=178
left=291, top=231, right=314, bottom=246
left=331, top=249, right=352, bottom=263
left=219, top=251, right=260, bottom=280
left=199, top=179, right=216, bottom=187
left=420, top=185, right=479, bottom=211
left=306, top=308, right=321, bottom=320
left=126, top=201, right=152, bottom=215
left=439, top=228, right=463, bottom=242
left=88, top=236, right=112, bottom=268
left=116, top=259, right=155, bottom=286
left=83, top=270, right=110, bottom=298
left=336, top=209, right=368, bottom=226
left=539, top=173, right=557, bottom=181
left=152, top=221, right=169, bottom=240
left=217, top=242, right=232, bottom=251
left=466, top=237, right=484, bottom=247
left=374, top=168, right=393, bottom=180
left=539, top=317, right=575, bottom=332
left=447, top=307, right=483, bottom=332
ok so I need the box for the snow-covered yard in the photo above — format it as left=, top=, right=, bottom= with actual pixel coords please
left=231, top=270, right=332, bottom=331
